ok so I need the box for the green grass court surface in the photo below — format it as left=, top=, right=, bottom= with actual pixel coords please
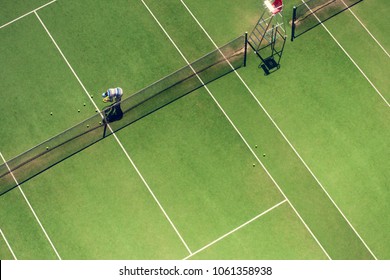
left=0, top=0, right=389, bottom=260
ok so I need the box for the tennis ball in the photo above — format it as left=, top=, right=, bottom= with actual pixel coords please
left=87, top=124, right=89, bottom=128
left=91, top=95, right=93, bottom=99
left=83, top=103, right=86, bottom=106
left=253, top=163, right=255, bottom=167
left=78, top=109, right=80, bottom=112
left=263, top=154, right=266, bottom=157
left=255, top=145, right=257, bottom=148
left=46, top=147, right=49, bottom=150
left=50, top=112, right=53, bottom=115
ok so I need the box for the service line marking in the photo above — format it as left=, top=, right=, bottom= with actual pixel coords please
left=0, top=0, right=56, bottom=30
left=180, top=0, right=379, bottom=260
left=183, top=200, right=287, bottom=260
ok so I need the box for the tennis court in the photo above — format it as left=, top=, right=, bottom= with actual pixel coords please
left=0, top=0, right=388, bottom=260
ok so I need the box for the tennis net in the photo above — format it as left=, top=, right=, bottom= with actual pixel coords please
left=291, top=0, right=363, bottom=40
left=0, top=34, right=247, bottom=195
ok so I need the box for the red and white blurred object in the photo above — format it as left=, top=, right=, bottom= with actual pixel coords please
left=265, top=0, right=283, bottom=14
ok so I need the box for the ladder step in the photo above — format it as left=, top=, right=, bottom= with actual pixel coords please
left=250, top=32, right=261, bottom=43
left=248, top=5, right=286, bottom=51
left=255, top=24, right=266, bottom=34
left=255, top=27, right=272, bottom=39
left=255, top=25, right=273, bottom=36
left=250, top=29, right=271, bottom=44
left=249, top=35, right=271, bottom=51
left=250, top=29, right=271, bottom=45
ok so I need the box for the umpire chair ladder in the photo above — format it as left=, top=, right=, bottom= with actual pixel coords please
left=248, top=0, right=286, bottom=75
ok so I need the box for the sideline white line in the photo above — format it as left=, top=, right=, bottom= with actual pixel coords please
left=0, top=0, right=56, bottom=30
left=183, top=200, right=287, bottom=260
left=301, top=0, right=389, bottom=107
left=0, top=228, right=17, bottom=260
left=0, top=152, right=61, bottom=260
left=33, top=11, right=192, bottom=255
left=141, top=0, right=331, bottom=260
left=341, top=0, right=390, bottom=58
left=181, top=0, right=379, bottom=260
left=299, top=0, right=380, bottom=259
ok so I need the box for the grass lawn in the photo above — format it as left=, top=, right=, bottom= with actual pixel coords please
left=0, top=0, right=51, bottom=26
left=0, top=14, right=92, bottom=158
left=0, top=0, right=388, bottom=260
left=190, top=203, right=328, bottom=260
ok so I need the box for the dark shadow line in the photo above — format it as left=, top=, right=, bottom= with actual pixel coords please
left=293, top=0, right=363, bottom=40
left=0, top=64, right=242, bottom=197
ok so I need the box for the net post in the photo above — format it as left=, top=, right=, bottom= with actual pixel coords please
left=103, top=122, right=108, bottom=138
left=291, top=6, right=297, bottom=41
left=244, top=32, right=248, bottom=67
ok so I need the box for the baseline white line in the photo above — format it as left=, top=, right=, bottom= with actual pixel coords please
left=0, top=228, right=17, bottom=260
left=141, top=0, right=331, bottom=260
left=0, top=152, right=61, bottom=260
left=34, top=11, right=192, bottom=255
left=302, top=0, right=389, bottom=107
left=0, top=0, right=56, bottom=30
left=341, top=0, right=390, bottom=58
left=183, top=199, right=287, bottom=260
left=181, top=0, right=379, bottom=260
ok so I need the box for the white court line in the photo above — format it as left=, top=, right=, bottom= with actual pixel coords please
left=33, top=11, right=192, bottom=255
left=301, top=0, right=389, bottom=107
left=341, top=0, right=390, bottom=58
left=181, top=0, right=379, bottom=260
left=183, top=199, right=287, bottom=260
left=0, top=228, right=17, bottom=260
left=0, top=0, right=56, bottom=30
left=301, top=0, right=381, bottom=259
left=141, top=0, right=331, bottom=260
left=0, top=152, right=61, bottom=260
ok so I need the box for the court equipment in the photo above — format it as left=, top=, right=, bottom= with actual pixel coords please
left=0, top=34, right=248, bottom=196
left=291, top=0, right=363, bottom=41
left=248, top=0, right=286, bottom=75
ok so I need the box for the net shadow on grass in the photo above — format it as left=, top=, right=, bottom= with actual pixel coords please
left=291, top=0, right=363, bottom=41
left=0, top=35, right=247, bottom=196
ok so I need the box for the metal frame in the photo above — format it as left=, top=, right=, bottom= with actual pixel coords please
left=248, top=1, right=287, bottom=75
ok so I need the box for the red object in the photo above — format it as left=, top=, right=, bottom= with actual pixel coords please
left=272, top=0, right=283, bottom=14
